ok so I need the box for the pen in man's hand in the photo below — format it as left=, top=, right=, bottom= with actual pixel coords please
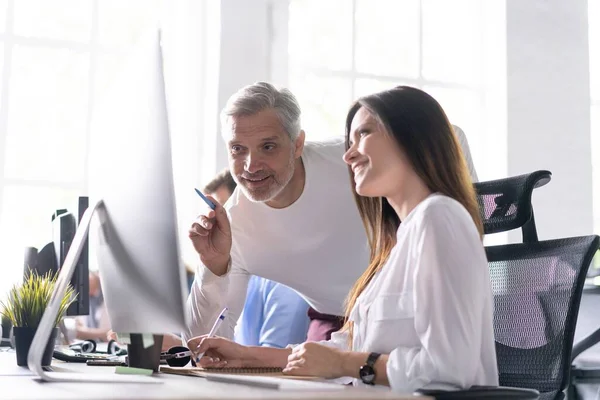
left=195, top=188, right=216, bottom=210
left=195, top=307, right=228, bottom=363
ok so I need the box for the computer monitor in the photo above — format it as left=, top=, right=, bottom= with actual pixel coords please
left=52, top=200, right=90, bottom=317
left=23, top=198, right=90, bottom=319
left=27, top=28, right=188, bottom=383
left=74, top=196, right=90, bottom=316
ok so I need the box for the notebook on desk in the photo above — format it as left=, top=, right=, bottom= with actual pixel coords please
left=160, top=365, right=317, bottom=380
left=159, top=366, right=344, bottom=391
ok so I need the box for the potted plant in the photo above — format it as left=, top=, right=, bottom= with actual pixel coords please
left=0, top=271, right=75, bottom=366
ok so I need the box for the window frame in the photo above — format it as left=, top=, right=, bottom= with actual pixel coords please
left=285, top=0, right=487, bottom=153
left=0, top=0, right=138, bottom=225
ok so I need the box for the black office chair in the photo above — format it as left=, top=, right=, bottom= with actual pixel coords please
left=569, top=271, right=600, bottom=398
left=417, top=235, right=600, bottom=400
left=569, top=321, right=600, bottom=399
left=475, top=170, right=551, bottom=243
left=475, top=171, right=600, bottom=399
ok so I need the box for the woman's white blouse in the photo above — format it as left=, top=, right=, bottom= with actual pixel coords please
left=325, top=194, right=499, bottom=392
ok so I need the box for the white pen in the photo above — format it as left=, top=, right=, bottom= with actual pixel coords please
left=195, top=307, right=228, bottom=363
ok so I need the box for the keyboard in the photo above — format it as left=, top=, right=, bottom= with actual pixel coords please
left=53, top=348, right=118, bottom=363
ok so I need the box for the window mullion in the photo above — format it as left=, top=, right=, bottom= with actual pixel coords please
left=0, top=0, right=16, bottom=225
left=3, top=178, right=85, bottom=190
left=294, top=64, right=481, bottom=91
left=417, top=0, right=424, bottom=89
left=350, top=0, right=357, bottom=100
left=5, top=35, right=92, bottom=53
left=83, top=0, right=99, bottom=196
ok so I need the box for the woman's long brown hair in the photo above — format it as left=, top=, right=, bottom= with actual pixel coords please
left=343, top=86, right=483, bottom=341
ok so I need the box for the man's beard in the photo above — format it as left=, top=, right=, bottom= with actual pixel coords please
left=238, top=152, right=296, bottom=203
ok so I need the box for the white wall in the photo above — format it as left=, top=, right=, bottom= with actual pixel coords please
left=214, top=0, right=274, bottom=172
left=162, top=0, right=221, bottom=263
left=506, top=0, right=594, bottom=240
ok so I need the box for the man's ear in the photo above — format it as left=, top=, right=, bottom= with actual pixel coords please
left=294, top=130, right=305, bottom=158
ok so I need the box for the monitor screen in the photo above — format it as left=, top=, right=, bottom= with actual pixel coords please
left=52, top=198, right=90, bottom=317
left=87, top=28, right=188, bottom=334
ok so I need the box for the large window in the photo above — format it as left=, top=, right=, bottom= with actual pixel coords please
left=589, top=0, right=600, bottom=278
left=590, top=0, right=600, bottom=236
left=286, top=0, right=505, bottom=182
left=0, top=0, right=161, bottom=297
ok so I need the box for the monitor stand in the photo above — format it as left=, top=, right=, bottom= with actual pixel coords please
left=27, top=200, right=162, bottom=384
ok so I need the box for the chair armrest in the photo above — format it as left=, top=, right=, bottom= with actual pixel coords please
left=572, top=327, right=600, bottom=361
left=414, top=386, right=539, bottom=400
left=571, top=366, right=600, bottom=383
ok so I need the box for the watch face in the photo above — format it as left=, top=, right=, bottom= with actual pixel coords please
left=359, top=365, right=376, bottom=384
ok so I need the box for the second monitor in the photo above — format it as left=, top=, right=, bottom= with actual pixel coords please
left=52, top=196, right=90, bottom=316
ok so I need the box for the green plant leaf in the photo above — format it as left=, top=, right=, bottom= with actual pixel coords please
left=0, top=271, right=76, bottom=329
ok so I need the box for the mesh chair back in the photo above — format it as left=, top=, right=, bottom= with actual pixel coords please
left=475, top=170, right=551, bottom=242
left=488, top=235, right=600, bottom=400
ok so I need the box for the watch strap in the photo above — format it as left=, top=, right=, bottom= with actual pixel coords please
left=366, top=352, right=381, bottom=367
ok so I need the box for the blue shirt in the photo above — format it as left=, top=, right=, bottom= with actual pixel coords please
left=234, top=275, right=310, bottom=348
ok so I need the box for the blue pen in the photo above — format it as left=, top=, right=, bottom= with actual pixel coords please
left=195, top=307, right=228, bottom=362
left=195, top=188, right=216, bottom=210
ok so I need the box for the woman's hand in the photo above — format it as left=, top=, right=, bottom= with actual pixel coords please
left=106, top=329, right=118, bottom=342
left=187, top=336, right=251, bottom=368
left=283, top=342, right=347, bottom=378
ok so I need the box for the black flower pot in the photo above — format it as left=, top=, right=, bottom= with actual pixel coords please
left=13, top=327, right=58, bottom=367
left=1, top=316, right=12, bottom=347
left=127, top=334, right=164, bottom=372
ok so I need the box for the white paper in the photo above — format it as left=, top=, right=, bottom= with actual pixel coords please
left=117, top=333, right=131, bottom=345
left=141, top=334, right=154, bottom=349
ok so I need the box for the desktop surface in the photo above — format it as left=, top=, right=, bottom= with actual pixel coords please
left=0, top=351, right=424, bottom=400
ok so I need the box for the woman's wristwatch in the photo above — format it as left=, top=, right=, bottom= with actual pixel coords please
left=359, top=352, right=381, bottom=385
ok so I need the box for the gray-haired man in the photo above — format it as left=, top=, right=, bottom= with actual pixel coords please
left=184, top=82, right=478, bottom=345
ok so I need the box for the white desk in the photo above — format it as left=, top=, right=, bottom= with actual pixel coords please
left=0, top=352, right=425, bottom=400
